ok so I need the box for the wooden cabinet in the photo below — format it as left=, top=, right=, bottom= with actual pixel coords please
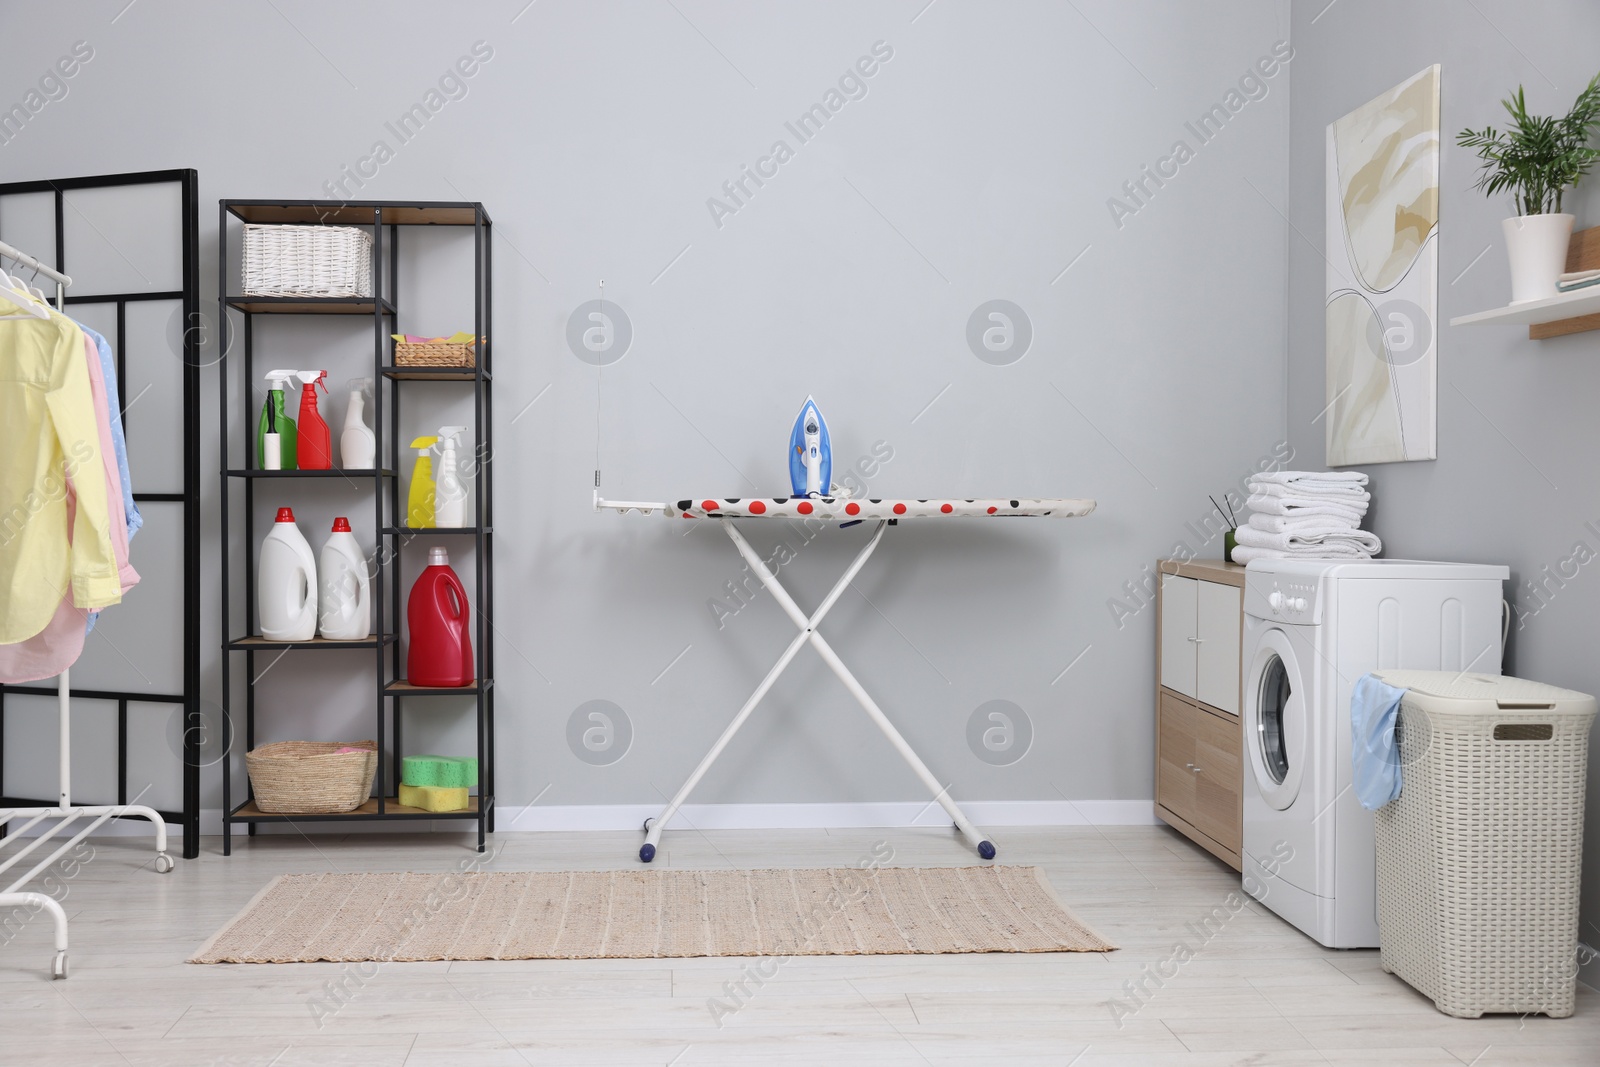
left=1155, top=559, right=1244, bottom=870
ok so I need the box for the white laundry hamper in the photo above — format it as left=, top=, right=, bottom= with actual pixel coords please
left=1370, top=670, right=1595, bottom=1018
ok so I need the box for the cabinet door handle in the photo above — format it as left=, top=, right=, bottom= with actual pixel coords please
left=1187, top=636, right=1205, bottom=643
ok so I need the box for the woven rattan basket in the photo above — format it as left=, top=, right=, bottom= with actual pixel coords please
left=246, top=740, right=378, bottom=814
left=1371, top=671, right=1596, bottom=1019
left=394, top=341, right=476, bottom=368
left=242, top=224, right=372, bottom=298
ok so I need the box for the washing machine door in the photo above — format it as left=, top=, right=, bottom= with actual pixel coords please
left=1244, top=625, right=1307, bottom=810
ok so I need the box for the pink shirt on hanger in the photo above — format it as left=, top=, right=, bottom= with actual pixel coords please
left=0, top=330, right=139, bottom=683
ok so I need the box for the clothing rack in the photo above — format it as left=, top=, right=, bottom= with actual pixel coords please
left=0, top=239, right=172, bottom=981
left=0, top=171, right=204, bottom=855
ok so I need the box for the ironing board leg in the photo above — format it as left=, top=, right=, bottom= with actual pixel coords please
left=639, top=625, right=813, bottom=862
left=803, top=630, right=991, bottom=857
left=722, top=521, right=995, bottom=861
left=637, top=520, right=890, bottom=862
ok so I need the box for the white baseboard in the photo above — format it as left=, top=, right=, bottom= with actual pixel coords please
left=4, top=800, right=1158, bottom=838
left=494, top=799, right=1159, bottom=832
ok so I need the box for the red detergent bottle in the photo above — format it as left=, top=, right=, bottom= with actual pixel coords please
left=406, top=547, right=474, bottom=686
left=295, top=370, right=332, bottom=469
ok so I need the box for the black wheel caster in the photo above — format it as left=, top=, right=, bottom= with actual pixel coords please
left=639, top=843, right=656, bottom=863
left=977, top=840, right=996, bottom=860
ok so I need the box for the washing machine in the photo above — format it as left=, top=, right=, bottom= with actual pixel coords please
left=1241, top=558, right=1508, bottom=948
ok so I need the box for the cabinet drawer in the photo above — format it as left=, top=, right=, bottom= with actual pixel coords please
left=1190, top=705, right=1242, bottom=852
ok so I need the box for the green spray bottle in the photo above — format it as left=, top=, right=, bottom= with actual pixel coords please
left=258, top=369, right=299, bottom=469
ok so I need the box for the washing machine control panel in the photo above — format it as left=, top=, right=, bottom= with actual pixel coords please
left=1247, top=576, right=1321, bottom=623
left=1269, top=580, right=1316, bottom=619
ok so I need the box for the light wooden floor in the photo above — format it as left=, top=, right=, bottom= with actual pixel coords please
left=0, top=824, right=1594, bottom=1066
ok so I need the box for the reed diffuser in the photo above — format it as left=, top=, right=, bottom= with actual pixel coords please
left=1211, top=494, right=1239, bottom=563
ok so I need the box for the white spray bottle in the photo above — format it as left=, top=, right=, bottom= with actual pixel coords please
left=434, top=425, right=468, bottom=528
left=339, top=377, right=375, bottom=469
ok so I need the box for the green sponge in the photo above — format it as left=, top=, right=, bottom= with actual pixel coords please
left=398, top=782, right=470, bottom=812
left=401, top=754, right=478, bottom=789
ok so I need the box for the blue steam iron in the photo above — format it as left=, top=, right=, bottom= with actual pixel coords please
left=788, top=395, right=832, bottom=497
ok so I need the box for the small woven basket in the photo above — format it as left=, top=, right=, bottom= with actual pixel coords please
left=394, top=341, right=476, bottom=368
left=242, top=224, right=373, bottom=298
left=246, top=740, right=378, bottom=814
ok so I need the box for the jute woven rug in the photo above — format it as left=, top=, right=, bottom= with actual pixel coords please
left=190, top=866, right=1114, bottom=963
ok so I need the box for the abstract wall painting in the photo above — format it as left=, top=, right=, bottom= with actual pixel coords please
left=1325, top=64, right=1440, bottom=465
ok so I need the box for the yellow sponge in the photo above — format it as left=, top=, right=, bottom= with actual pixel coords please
left=398, top=782, right=469, bottom=812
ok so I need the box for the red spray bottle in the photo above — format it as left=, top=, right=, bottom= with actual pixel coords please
left=295, top=370, right=332, bottom=469
left=406, top=547, right=474, bottom=686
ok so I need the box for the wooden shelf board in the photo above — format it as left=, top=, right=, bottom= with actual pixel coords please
left=228, top=635, right=395, bottom=650
left=385, top=526, right=488, bottom=535
left=386, top=679, right=484, bottom=695
left=383, top=366, right=484, bottom=381
left=226, top=296, right=396, bottom=316
left=230, top=797, right=481, bottom=820
left=226, top=468, right=394, bottom=479
left=225, top=202, right=483, bottom=226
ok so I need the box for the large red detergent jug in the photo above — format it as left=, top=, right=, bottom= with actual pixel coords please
left=406, top=547, right=474, bottom=686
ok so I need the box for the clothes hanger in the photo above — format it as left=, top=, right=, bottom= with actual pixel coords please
left=25, top=264, right=50, bottom=302
left=0, top=266, right=51, bottom=320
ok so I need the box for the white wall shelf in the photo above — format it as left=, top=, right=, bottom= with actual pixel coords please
left=1450, top=287, right=1600, bottom=327
left=1449, top=226, right=1600, bottom=339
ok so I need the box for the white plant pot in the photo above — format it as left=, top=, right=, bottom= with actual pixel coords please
left=1502, top=213, right=1574, bottom=304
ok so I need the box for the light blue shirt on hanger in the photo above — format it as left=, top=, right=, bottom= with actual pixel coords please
left=73, top=321, right=141, bottom=633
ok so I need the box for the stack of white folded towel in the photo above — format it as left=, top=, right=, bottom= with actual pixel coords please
left=1234, top=471, right=1381, bottom=563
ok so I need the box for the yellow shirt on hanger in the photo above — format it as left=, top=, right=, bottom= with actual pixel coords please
left=0, top=294, right=122, bottom=643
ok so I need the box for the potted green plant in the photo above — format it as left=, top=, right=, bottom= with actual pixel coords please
left=1458, top=73, right=1600, bottom=303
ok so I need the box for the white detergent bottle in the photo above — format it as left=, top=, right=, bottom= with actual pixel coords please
left=318, top=516, right=371, bottom=640
left=434, top=425, right=469, bottom=528
left=258, top=507, right=317, bottom=641
left=339, top=377, right=375, bottom=469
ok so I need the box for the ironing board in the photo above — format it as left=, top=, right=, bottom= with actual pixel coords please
left=595, top=492, right=1096, bottom=862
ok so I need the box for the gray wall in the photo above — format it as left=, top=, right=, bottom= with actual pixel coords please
left=1, top=1, right=1294, bottom=824
left=1286, top=0, right=1600, bottom=978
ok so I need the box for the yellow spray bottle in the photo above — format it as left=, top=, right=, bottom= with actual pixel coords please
left=407, top=436, right=440, bottom=528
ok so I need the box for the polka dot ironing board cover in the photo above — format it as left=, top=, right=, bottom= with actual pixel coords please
left=664, top=497, right=1096, bottom=519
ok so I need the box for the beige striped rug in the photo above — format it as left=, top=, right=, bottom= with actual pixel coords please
left=190, top=866, right=1114, bottom=963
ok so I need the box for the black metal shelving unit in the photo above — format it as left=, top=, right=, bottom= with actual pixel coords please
left=0, top=169, right=203, bottom=859
left=218, top=200, right=494, bottom=853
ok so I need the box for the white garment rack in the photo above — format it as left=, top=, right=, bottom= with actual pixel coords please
left=0, top=239, right=171, bottom=981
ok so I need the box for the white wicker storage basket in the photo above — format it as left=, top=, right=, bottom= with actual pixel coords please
left=1371, top=670, right=1595, bottom=1019
left=242, top=224, right=372, bottom=298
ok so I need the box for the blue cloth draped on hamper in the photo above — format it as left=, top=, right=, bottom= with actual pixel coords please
left=1351, top=672, right=1406, bottom=810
